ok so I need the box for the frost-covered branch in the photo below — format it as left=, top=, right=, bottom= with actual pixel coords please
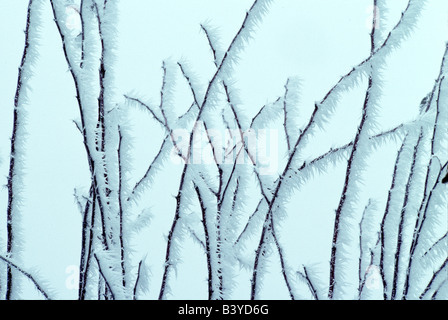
left=0, top=255, right=51, bottom=300
left=158, top=0, right=276, bottom=300
left=283, top=78, right=301, bottom=152
left=379, top=135, right=408, bottom=300
left=422, top=232, right=448, bottom=260
left=297, top=266, right=319, bottom=300
left=7, top=0, right=440, bottom=301
left=391, top=129, right=423, bottom=300
left=420, top=257, right=448, bottom=299
left=316, top=0, right=427, bottom=131
left=123, top=95, right=165, bottom=128
left=51, top=0, right=130, bottom=299
left=5, top=0, right=42, bottom=300
left=117, top=127, right=127, bottom=289
left=77, top=184, right=95, bottom=300
left=329, top=1, right=381, bottom=298
left=194, top=183, right=218, bottom=300
left=94, top=254, right=116, bottom=300
left=403, top=54, right=448, bottom=298
left=271, top=227, right=297, bottom=300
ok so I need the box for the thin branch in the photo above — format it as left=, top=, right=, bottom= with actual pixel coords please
left=250, top=97, right=282, bottom=129
left=297, top=266, right=319, bottom=300
left=194, top=183, right=215, bottom=300
left=94, top=254, right=116, bottom=300
left=6, top=0, right=36, bottom=300
left=124, top=95, right=165, bottom=127
left=231, top=178, right=240, bottom=211
left=219, top=147, right=243, bottom=211
left=234, top=120, right=407, bottom=253
left=329, top=1, right=378, bottom=296
left=431, top=280, right=447, bottom=300
left=271, top=225, right=296, bottom=300
left=187, top=227, right=206, bottom=251
left=391, top=129, right=424, bottom=300
left=404, top=78, right=448, bottom=298
left=51, top=0, right=110, bottom=253
left=127, top=136, right=169, bottom=203
left=177, top=62, right=203, bottom=107
left=379, top=135, right=409, bottom=300
left=133, top=260, right=143, bottom=300
left=158, top=165, right=188, bottom=300
left=179, top=102, right=198, bottom=121
left=92, top=2, right=106, bottom=153
left=0, top=255, right=50, bottom=300
left=78, top=184, right=94, bottom=300
left=422, top=232, right=448, bottom=258
left=79, top=0, right=86, bottom=68
left=234, top=198, right=264, bottom=248
left=423, top=45, right=448, bottom=114
left=319, top=0, right=420, bottom=110
left=420, top=257, right=448, bottom=299
left=251, top=217, right=271, bottom=300
left=223, top=82, right=272, bottom=205
left=117, top=127, right=126, bottom=288
left=358, top=200, right=371, bottom=296
left=200, top=24, right=219, bottom=67
left=359, top=249, right=377, bottom=299
left=283, top=78, right=292, bottom=151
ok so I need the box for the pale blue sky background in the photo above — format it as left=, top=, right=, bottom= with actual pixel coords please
left=0, top=0, right=447, bottom=299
